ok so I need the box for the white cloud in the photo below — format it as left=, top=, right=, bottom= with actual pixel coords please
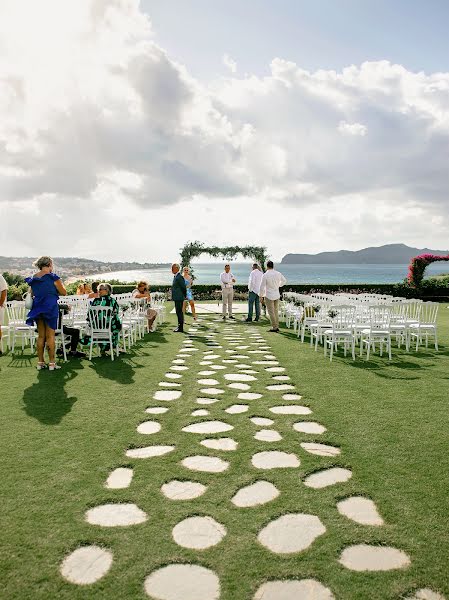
left=222, top=53, right=237, bottom=73
left=1, top=0, right=449, bottom=262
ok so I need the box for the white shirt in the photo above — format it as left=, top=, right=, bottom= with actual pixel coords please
left=259, top=269, right=287, bottom=300
left=248, top=269, right=263, bottom=295
left=220, top=271, right=235, bottom=289
left=0, top=274, right=7, bottom=312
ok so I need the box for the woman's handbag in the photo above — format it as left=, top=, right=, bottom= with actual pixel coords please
left=23, top=292, right=34, bottom=310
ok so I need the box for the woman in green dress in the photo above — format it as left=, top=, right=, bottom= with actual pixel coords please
left=83, top=283, right=122, bottom=352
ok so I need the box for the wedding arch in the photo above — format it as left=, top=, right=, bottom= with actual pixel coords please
left=180, top=241, right=269, bottom=278
left=408, top=253, right=449, bottom=287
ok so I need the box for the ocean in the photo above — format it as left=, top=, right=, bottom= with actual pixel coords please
left=86, top=262, right=449, bottom=285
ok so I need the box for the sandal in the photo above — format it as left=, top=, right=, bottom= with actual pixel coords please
left=49, top=362, right=62, bottom=371
left=36, top=362, right=47, bottom=370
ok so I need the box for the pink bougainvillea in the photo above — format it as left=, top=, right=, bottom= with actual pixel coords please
left=408, top=253, right=449, bottom=287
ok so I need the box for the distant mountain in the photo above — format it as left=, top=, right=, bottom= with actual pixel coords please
left=281, top=244, right=449, bottom=265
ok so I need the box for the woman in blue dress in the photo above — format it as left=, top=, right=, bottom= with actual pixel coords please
left=25, top=256, right=67, bottom=370
left=182, top=266, right=197, bottom=321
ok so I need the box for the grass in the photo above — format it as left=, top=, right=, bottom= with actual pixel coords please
left=1, top=303, right=449, bottom=599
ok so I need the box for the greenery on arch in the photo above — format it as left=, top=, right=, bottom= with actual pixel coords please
left=407, top=253, right=449, bottom=287
left=180, top=241, right=269, bottom=279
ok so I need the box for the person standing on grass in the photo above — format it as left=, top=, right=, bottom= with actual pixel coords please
left=0, top=273, right=8, bottom=355
left=220, top=263, right=236, bottom=320
left=246, top=263, right=263, bottom=322
left=182, top=266, right=197, bottom=321
left=259, top=260, right=286, bottom=332
left=171, top=263, right=187, bottom=332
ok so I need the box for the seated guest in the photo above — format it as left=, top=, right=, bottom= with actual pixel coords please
left=88, top=281, right=100, bottom=299
left=56, top=304, right=86, bottom=358
left=82, top=283, right=122, bottom=354
left=76, top=282, right=86, bottom=295
left=132, top=280, right=158, bottom=332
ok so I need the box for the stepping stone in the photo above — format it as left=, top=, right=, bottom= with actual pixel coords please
left=225, top=373, right=256, bottom=382
left=182, top=455, right=229, bottom=473
left=225, top=349, right=237, bottom=354
left=236, top=345, right=249, bottom=349
left=201, top=388, right=225, bottom=395
left=238, top=392, right=262, bottom=400
left=267, top=384, right=295, bottom=391
left=199, top=361, right=213, bottom=365
left=251, top=417, right=274, bottom=426
left=406, top=591, right=446, bottom=600
left=283, top=393, right=302, bottom=400
left=304, top=467, right=352, bottom=488
left=272, top=375, right=291, bottom=381
left=170, top=365, right=189, bottom=371
left=182, top=347, right=198, bottom=352
left=153, top=390, right=182, bottom=401
left=254, top=361, right=278, bottom=365
left=337, top=497, right=383, bottom=526
left=165, top=372, right=182, bottom=379
left=252, top=451, right=300, bottom=469
left=85, top=503, right=147, bottom=527
left=60, top=546, right=113, bottom=585
left=182, top=421, right=234, bottom=434
left=172, top=359, right=185, bottom=364
left=159, top=382, right=181, bottom=388
left=339, top=544, right=411, bottom=571
left=200, top=438, right=238, bottom=451
left=198, top=370, right=215, bottom=376
left=144, top=564, right=220, bottom=600
left=231, top=480, right=279, bottom=507
left=241, top=369, right=258, bottom=375
left=162, top=480, right=207, bottom=500
left=228, top=383, right=251, bottom=390
left=264, top=355, right=277, bottom=360
left=197, top=398, right=219, bottom=405
left=301, top=442, right=340, bottom=457
left=172, top=516, right=226, bottom=549
left=223, top=359, right=238, bottom=363
left=105, top=467, right=133, bottom=489
left=248, top=350, right=265, bottom=354
left=137, top=421, right=161, bottom=435
left=294, top=422, right=327, bottom=434
left=225, top=404, right=249, bottom=414
left=210, top=365, right=226, bottom=370
left=258, top=513, right=325, bottom=554
left=198, top=378, right=220, bottom=386
left=192, top=409, right=209, bottom=416
left=254, top=429, right=282, bottom=442
left=253, top=579, right=335, bottom=600
left=206, top=354, right=220, bottom=359
left=233, top=354, right=250, bottom=359
left=270, top=405, right=311, bottom=415
left=126, top=445, right=174, bottom=458
left=146, top=407, right=169, bottom=414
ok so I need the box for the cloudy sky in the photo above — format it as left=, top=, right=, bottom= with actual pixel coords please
left=1, top=0, right=448, bottom=262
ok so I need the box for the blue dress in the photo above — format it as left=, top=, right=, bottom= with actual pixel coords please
left=25, top=273, right=60, bottom=330
left=185, top=278, right=193, bottom=301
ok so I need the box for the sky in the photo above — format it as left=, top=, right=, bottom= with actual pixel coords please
left=1, top=0, right=448, bottom=263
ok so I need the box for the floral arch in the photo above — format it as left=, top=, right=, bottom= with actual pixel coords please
left=180, top=241, right=269, bottom=279
left=407, top=253, right=449, bottom=287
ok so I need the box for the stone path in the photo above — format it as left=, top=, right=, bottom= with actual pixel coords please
left=59, top=315, right=444, bottom=599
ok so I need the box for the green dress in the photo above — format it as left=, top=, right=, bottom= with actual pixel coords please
left=82, top=295, right=122, bottom=349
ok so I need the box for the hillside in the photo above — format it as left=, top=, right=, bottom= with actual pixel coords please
left=281, top=244, right=449, bottom=264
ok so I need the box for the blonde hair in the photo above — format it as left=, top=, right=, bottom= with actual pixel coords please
left=33, top=256, right=52, bottom=270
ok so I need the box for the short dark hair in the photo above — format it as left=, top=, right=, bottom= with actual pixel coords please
left=267, top=260, right=274, bottom=269
left=91, top=281, right=99, bottom=293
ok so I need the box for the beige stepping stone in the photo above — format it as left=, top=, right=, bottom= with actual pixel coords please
left=198, top=370, right=215, bottom=376
left=126, top=445, right=175, bottom=458
left=252, top=451, right=300, bottom=469
left=154, top=390, right=181, bottom=401
left=170, top=365, right=189, bottom=371
left=85, top=503, right=147, bottom=527
left=182, top=347, right=198, bottom=352
left=162, top=480, right=207, bottom=500
left=339, top=544, right=411, bottom=571
left=198, top=378, right=219, bottom=385
left=182, top=421, right=234, bottom=434
left=272, top=375, right=291, bottom=381
left=282, top=393, right=303, bottom=400
left=406, top=590, right=446, bottom=600
left=137, top=421, right=161, bottom=435
left=251, top=417, right=274, bottom=426
left=301, top=442, right=340, bottom=457
left=231, top=480, right=279, bottom=507
left=337, top=497, right=383, bottom=525
left=254, top=360, right=279, bottom=365
left=270, top=405, right=312, bottom=415
left=294, top=421, right=326, bottom=434
left=225, top=349, right=237, bottom=354
left=248, top=350, right=265, bottom=354
left=236, top=345, right=249, bottom=349
left=264, top=355, right=277, bottom=360
left=159, top=382, right=181, bottom=388
left=223, top=359, right=238, bottom=363
left=267, top=384, right=295, bottom=391
left=304, top=467, right=352, bottom=488
left=60, top=546, right=113, bottom=585
left=241, top=369, right=258, bottom=375
left=228, top=382, right=251, bottom=390
left=165, top=372, right=182, bottom=379
left=200, top=388, right=225, bottom=395
left=253, top=579, right=335, bottom=600
left=182, top=455, right=229, bottom=473
left=200, top=438, right=238, bottom=451
left=205, top=354, right=220, bottom=359
left=144, top=564, right=220, bottom=600
left=172, top=516, right=226, bottom=550
left=105, top=467, right=133, bottom=489
left=172, top=359, right=185, bottom=364
left=235, top=363, right=252, bottom=369
left=192, top=409, right=209, bottom=416
left=225, top=404, right=249, bottom=414
left=197, top=398, right=219, bottom=405
left=258, top=513, right=325, bottom=554
left=210, top=364, right=226, bottom=370
left=238, top=392, right=262, bottom=400
left=146, top=407, right=169, bottom=414
left=200, top=361, right=213, bottom=365
left=225, top=373, right=256, bottom=382
left=254, top=429, right=282, bottom=442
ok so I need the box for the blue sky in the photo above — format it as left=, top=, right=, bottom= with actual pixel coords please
left=143, top=0, right=449, bottom=78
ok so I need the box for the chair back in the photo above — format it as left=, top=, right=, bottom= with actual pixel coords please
left=419, top=301, right=439, bottom=325
left=88, top=305, right=113, bottom=337
left=6, top=301, right=27, bottom=325
left=369, top=305, right=392, bottom=329
left=331, top=305, right=356, bottom=329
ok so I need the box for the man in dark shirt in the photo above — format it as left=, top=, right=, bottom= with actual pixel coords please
left=171, top=263, right=187, bottom=332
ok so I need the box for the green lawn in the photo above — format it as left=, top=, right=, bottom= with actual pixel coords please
left=1, top=304, right=448, bottom=599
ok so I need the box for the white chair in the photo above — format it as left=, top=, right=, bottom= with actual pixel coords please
left=86, top=305, right=117, bottom=361
left=360, top=305, right=392, bottom=360
left=5, top=301, right=36, bottom=352
left=409, top=301, right=439, bottom=351
left=300, top=303, right=320, bottom=344
left=323, top=305, right=356, bottom=361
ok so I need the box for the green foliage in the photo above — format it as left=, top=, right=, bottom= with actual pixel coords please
left=6, top=283, right=28, bottom=301
left=2, top=271, right=25, bottom=286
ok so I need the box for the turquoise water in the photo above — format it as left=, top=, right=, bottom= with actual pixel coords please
left=87, top=262, right=449, bottom=285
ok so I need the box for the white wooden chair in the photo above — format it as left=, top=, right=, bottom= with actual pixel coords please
left=5, top=301, right=36, bottom=352
left=323, top=305, right=356, bottom=361
left=409, top=301, right=439, bottom=351
left=86, top=305, right=116, bottom=361
left=360, top=305, right=392, bottom=360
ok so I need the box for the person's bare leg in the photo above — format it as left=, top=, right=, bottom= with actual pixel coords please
left=190, top=300, right=197, bottom=319
left=36, top=319, right=46, bottom=363
left=45, top=325, right=56, bottom=363
left=183, top=300, right=187, bottom=314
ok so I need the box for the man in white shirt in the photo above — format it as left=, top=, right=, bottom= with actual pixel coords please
left=259, top=261, right=287, bottom=332
left=220, top=264, right=236, bottom=319
left=0, top=274, right=8, bottom=354
left=246, top=263, right=263, bottom=322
